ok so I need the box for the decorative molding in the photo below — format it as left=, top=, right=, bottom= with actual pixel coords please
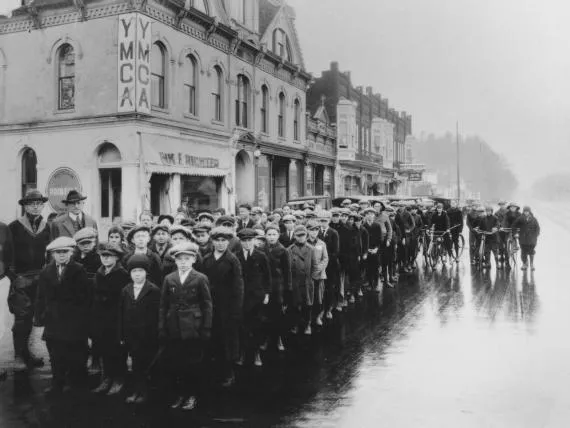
left=46, top=35, right=84, bottom=64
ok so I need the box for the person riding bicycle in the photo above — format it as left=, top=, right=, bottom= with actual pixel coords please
left=466, top=205, right=482, bottom=265
left=503, top=202, right=521, bottom=229
left=446, top=200, right=464, bottom=263
left=428, top=202, right=451, bottom=262
left=474, top=205, right=500, bottom=269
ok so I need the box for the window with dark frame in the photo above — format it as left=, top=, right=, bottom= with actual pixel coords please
left=235, top=74, right=250, bottom=128
left=278, top=92, right=285, bottom=137
left=57, top=44, right=75, bottom=110
left=261, top=85, right=269, bottom=133
left=184, top=55, right=197, bottom=116
left=212, top=66, right=222, bottom=121
left=293, top=99, right=300, bottom=141
left=151, top=43, right=166, bottom=108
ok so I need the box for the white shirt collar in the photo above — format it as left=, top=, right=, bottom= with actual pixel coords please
left=69, top=212, right=82, bottom=222
left=179, top=269, right=192, bottom=283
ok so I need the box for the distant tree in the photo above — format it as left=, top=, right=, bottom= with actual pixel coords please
left=412, top=133, right=518, bottom=200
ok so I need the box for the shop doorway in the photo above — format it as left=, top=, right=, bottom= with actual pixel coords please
left=150, top=174, right=170, bottom=215
left=272, top=158, right=289, bottom=209
left=235, top=150, right=254, bottom=206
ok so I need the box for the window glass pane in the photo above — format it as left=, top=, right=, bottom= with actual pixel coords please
left=59, top=45, right=75, bottom=77
left=257, top=155, right=270, bottom=212
left=181, top=176, right=220, bottom=211
left=151, top=44, right=164, bottom=75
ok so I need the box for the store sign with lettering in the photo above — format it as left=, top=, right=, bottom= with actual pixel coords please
left=408, top=172, right=423, bottom=181
left=159, top=152, right=220, bottom=168
left=46, top=167, right=82, bottom=213
left=118, top=13, right=151, bottom=114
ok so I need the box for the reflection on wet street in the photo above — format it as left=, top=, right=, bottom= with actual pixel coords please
left=1, top=206, right=570, bottom=427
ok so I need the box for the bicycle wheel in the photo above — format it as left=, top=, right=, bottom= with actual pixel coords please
left=477, top=239, right=485, bottom=270
left=507, top=238, right=518, bottom=267
left=429, top=243, right=439, bottom=268
left=453, top=235, right=465, bottom=262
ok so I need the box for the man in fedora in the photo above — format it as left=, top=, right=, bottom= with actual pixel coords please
left=7, top=190, right=53, bottom=370
left=51, top=190, right=98, bottom=239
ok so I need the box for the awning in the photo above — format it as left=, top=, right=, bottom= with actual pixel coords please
left=142, top=135, right=230, bottom=177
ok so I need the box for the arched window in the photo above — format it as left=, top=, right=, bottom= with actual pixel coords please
left=272, top=29, right=292, bottom=62
left=278, top=92, right=285, bottom=137
left=260, top=85, right=269, bottom=133
left=192, top=0, right=209, bottom=14
left=293, top=99, right=301, bottom=141
left=98, top=143, right=122, bottom=219
left=57, top=44, right=75, bottom=110
left=184, top=55, right=197, bottom=115
left=212, top=66, right=223, bottom=121
left=235, top=74, right=250, bottom=128
left=151, top=43, right=166, bottom=108
left=21, top=148, right=37, bottom=199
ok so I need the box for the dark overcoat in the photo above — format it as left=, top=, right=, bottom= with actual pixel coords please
left=9, top=215, right=51, bottom=275
left=51, top=212, right=98, bottom=239
left=288, top=243, right=315, bottom=307
left=264, top=242, right=291, bottom=306
left=237, top=248, right=272, bottom=313
left=279, top=231, right=295, bottom=248
left=201, top=250, right=244, bottom=361
left=319, top=227, right=340, bottom=278
left=159, top=270, right=213, bottom=341
left=72, top=249, right=102, bottom=280
left=513, top=215, right=540, bottom=246
left=90, top=263, right=130, bottom=340
left=118, top=281, right=161, bottom=352
left=34, top=261, right=91, bottom=342
left=338, top=225, right=362, bottom=277
left=150, top=242, right=173, bottom=263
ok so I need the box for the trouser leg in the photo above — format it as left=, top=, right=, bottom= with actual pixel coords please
left=12, top=317, right=33, bottom=360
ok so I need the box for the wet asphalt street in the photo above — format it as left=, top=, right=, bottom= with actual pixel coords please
left=1, top=204, right=569, bottom=427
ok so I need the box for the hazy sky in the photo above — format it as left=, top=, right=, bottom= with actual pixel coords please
left=2, top=0, right=570, bottom=187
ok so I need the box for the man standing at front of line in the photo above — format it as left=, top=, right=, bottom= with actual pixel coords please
left=51, top=190, right=98, bottom=239
left=8, top=190, right=53, bottom=370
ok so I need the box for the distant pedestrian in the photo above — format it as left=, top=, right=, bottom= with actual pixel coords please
left=513, top=206, right=540, bottom=271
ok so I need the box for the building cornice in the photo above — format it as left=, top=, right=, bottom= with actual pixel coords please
left=0, top=0, right=311, bottom=89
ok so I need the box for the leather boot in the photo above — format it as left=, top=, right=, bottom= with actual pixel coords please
left=92, top=377, right=112, bottom=394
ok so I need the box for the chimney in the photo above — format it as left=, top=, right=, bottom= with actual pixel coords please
left=401, top=111, right=407, bottom=118
left=330, top=61, right=339, bottom=72
left=366, top=86, right=373, bottom=96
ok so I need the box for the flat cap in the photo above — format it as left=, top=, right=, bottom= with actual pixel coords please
left=341, top=198, right=352, bottom=205
left=306, top=220, right=320, bottom=230
left=73, top=227, right=98, bottom=243
left=294, top=225, right=308, bottom=235
left=170, top=225, right=193, bottom=239
left=318, top=210, right=331, bottom=219
left=210, top=226, right=234, bottom=240
left=126, top=254, right=150, bottom=272
left=237, top=228, right=257, bottom=240
left=197, top=212, right=214, bottom=222
left=151, top=224, right=170, bottom=236
left=349, top=203, right=360, bottom=210
left=97, top=242, right=124, bottom=257
left=47, top=237, right=76, bottom=252
left=158, top=214, right=175, bottom=225
left=305, top=211, right=317, bottom=219
left=349, top=212, right=362, bottom=221
left=127, top=225, right=151, bottom=242
left=282, top=214, right=296, bottom=222
left=330, top=207, right=340, bottom=216
left=339, top=208, right=351, bottom=215
left=215, top=215, right=236, bottom=227
left=251, top=206, right=264, bottom=215
left=170, top=242, right=199, bottom=258
left=293, top=210, right=305, bottom=218
left=507, top=202, right=520, bottom=210
left=192, top=223, right=212, bottom=234
left=361, top=207, right=377, bottom=216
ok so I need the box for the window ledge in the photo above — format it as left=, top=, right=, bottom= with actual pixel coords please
left=211, top=119, right=224, bottom=126
left=260, top=131, right=270, bottom=138
left=278, top=137, right=286, bottom=143
left=183, top=113, right=199, bottom=121
left=151, top=106, right=170, bottom=114
left=54, top=108, right=75, bottom=115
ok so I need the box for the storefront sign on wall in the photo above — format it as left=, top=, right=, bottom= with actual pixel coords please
left=118, top=13, right=151, bottom=114
left=46, top=167, right=82, bottom=213
left=159, top=152, right=220, bottom=169
left=408, top=172, right=423, bottom=181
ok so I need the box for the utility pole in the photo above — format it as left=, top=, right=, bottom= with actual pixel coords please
left=456, top=121, right=460, bottom=203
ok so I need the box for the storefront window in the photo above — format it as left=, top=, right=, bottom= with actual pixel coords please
left=181, top=176, right=220, bottom=212
left=305, top=164, right=313, bottom=196
left=257, top=155, right=270, bottom=211
left=324, top=167, right=332, bottom=197
left=288, top=160, right=298, bottom=199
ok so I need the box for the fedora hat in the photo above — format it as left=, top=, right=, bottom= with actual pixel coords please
left=18, top=189, right=48, bottom=206
left=62, top=190, right=87, bottom=204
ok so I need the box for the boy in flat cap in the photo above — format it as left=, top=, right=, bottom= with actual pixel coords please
left=215, top=216, right=243, bottom=255
left=72, top=227, right=101, bottom=281
left=8, top=190, right=52, bottom=370
left=163, top=226, right=195, bottom=276
left=200, top=227, right=244, bottom=388
left=119, top=254, right=161, bottom=404
left=91, top=243, right=130, bottom=395
left=262, top=224, right=290, bottom=352
left=236, top=229, right=272, bottom=367
left=279, top=214, right=297, bottom=248
left=150, top=225, right=172, bottom=263
left=306, top=221, right=328, bottom=327
left=123, top=225, right=163, bottom=287
left=160, top=243, right=212, bottom=411
left=35, top=237, right=91, bottom=395
left=287, top=225, right=315, bottom=335
left=193, top=223, right=213, bottom=259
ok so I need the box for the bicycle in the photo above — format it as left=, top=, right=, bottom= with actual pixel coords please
left=500, top=228, right=519, bottom=268
left=416, top=227, right=430, bottom=267
left=426, top=230, right=449, bottom=269
left=448, top=224, right=465, bottom=263
left=474, top=228, right=498, bottom=270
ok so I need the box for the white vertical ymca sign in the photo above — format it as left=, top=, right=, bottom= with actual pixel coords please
left=118, top=13, right=152, bottom=113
